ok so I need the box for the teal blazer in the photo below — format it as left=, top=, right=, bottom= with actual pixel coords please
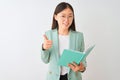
left=41, top=29, right=87, bottom=80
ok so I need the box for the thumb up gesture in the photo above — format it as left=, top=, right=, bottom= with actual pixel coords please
left=42, top=34, right=52, bottom=50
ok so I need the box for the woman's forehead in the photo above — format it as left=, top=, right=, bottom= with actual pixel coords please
left=58, top=8, right=73, bottom=15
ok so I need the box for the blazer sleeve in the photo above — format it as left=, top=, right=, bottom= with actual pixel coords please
left=80, top=33, right=85, bottom=52
left=41, top=31, right=51, bottom=64
left=79, top=33, right=87, bottom=67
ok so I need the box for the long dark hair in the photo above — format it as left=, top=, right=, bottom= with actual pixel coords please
left=51, top=2, right=76, bottom=31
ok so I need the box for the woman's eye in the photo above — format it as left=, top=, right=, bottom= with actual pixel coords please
left=69, top=16, right=73, bottom=17
left=61, top=16, right=65, bottom=17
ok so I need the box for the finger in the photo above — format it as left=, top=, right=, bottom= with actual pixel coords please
left=46, top=40, right=52, bottom=45
left=47, top=44, right=52, bottom=47
left=43, top=34, right=48, bottom=40
left=43, top=44, right=52, bottom=50
left=79, top=62, right=84, bottom=67
left=68, top=64, right=78, bottom=72
left=68, top=63, right=75, bottom=69
left=45, top=46, right=52, bottom=49
left=72, top=62, right=78, bottom=67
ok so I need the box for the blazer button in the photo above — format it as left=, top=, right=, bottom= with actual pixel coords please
left=49, top=71, right=52, bottom=74
left=69, top=78, right=71, bottom=80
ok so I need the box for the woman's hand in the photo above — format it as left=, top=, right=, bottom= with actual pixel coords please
left=68, top=62, right=86, bottom=72
left=42, top=35, right=52, bottom=50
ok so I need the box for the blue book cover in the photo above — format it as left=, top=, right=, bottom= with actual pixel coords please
left=58, top=45, right=95, bottom=67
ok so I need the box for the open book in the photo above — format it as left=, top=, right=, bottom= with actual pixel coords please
left=58, top=45, right=95, bottom=67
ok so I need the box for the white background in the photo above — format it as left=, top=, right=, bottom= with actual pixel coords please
left=0, top=0, right=120, bottom=80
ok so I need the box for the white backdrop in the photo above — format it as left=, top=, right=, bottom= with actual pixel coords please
left=0, top=0, right=120, bottom=80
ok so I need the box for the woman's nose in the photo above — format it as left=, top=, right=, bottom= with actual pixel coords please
left=64, top=17, right=69, bottom=22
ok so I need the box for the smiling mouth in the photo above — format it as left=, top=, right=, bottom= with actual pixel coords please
left=63, top=23, right=69, bottom=26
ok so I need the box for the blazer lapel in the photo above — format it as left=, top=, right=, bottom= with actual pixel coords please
left=68, top=30, right=76, bottom=72
left=52, top=29, right=59, bottom=60
left=69, top=30, right=76, bottom=50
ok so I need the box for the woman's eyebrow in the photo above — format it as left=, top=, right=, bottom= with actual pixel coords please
left=60, top=13, right=73, bottom=15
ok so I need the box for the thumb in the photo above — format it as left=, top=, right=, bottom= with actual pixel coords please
left=43, top=34, right=48, bottom=40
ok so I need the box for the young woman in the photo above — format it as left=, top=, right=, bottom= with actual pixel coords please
left=41, top=2, right=87, bottom=80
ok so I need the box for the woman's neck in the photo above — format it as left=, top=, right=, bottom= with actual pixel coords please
left=58, top=29, right=69, bottom=35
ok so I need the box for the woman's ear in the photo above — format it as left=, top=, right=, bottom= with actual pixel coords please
left=54, top=14, right=58, bottom=21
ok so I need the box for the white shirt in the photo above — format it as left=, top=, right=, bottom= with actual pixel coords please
left=59, top=34, right=69, bottom=75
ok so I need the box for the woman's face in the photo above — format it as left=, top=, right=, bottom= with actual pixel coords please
left=55, top=8, right=73, bottom=30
